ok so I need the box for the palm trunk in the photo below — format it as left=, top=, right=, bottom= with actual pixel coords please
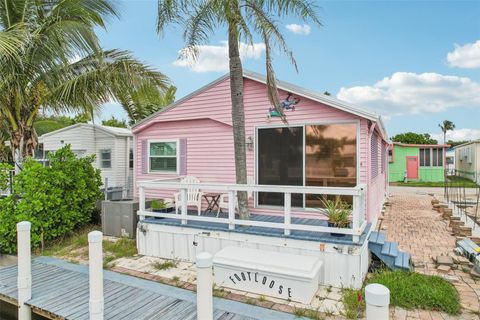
left=228, top=21, right=249, bottom=219
left=10, top=121, right=38, bottom=173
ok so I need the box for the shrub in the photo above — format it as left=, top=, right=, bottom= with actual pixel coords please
left=0, top=146, right=102, bottom=253
left=0, top=163, right=13, bottom=191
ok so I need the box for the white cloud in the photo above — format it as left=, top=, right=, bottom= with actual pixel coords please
left=447, top=40, right=480, bottom=69
left=286, top=24, right=311, bottom=35
left=337, top=72, right=480, bottom=117
left=431, top=128, right=480, bottom=143
left=173, top=41, right=265, bottom=73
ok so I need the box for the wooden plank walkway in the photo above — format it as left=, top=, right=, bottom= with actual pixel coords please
left=144, top=211, right=371, bottom=245
left=0, top=257, right=298, bottom=320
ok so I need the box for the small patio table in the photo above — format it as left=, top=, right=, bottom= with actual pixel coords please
left=203, top=193, right=222, bottom=214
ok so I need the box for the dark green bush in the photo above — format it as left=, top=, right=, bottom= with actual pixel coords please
left=0, top=146, right=102, bottom=253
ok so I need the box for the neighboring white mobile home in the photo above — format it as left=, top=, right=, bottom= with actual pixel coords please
left=455, top=140, right=480, bottom=183
left=38, top=123, right=133, bottom=196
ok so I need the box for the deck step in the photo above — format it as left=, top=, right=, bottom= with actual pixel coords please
left=369, top=231, right=385, bottom=245
left=368, top=231, right=412, bottom=271
left=394, top=252, right=411, bottom=270
left=381, top=241, right=398, bottom=257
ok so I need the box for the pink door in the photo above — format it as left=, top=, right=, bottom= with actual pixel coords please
left=406, top=156, right=418, bottom=179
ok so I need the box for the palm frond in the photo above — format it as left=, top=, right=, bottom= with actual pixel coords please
left=262, top=0, right=321, bottom=26
left=45, top=50, right=170, bottom=114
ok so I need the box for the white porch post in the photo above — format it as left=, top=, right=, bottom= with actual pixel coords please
left=196, top=252, right=213, bottom=320
left=17, top=221, right=32, bottom=320
left=284, top=192, right=291, bottom=236
left=228, top=190, right=236, bottom=230
left=352, top=192, right=360, bottom=243
left=88, top=231, right=104, bottom=320
left=139, top=185, right=145, bottom=220
left=181, top=188, right=188, bottom=225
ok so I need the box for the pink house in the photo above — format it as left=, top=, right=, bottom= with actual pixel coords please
left=132, top=70, right=390, bottom=290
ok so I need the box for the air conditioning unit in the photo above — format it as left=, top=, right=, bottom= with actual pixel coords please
left=101, top=199, right=151, bottom=238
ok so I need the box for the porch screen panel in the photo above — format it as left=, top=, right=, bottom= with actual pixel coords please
left=305, top=124, right=357, bottom=208
left=257, top=127, right=303, bottom=207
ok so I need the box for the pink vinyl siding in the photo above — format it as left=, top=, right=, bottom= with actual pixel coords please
left=134, top=77, right=387, bottom=222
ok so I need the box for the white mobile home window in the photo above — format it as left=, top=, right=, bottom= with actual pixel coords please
left=100, top=149, right=112, bottom=168
left=149, top=141, right=178, bottom=173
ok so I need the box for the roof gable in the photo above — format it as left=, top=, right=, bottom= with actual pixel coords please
left=133, top=70, right=387, bottom=139
left=39, top=123, right=132, bottom=139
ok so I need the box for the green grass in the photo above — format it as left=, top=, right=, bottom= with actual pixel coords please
left=42, top=225, right=98, bottom=256
left=342, top=289, right=365, bottom=319
left=102, top=237, right=137, bottom=263
left=367, top=271, right=461, bottom=315
left=42, top=225, right=137, bottom=268
left=153, top=260, right=178, bottom=271
left=293, top=307, right=324, bottom=320
left=391, top=176, right=478, bottom=188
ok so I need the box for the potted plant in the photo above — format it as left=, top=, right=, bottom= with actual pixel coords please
left=150, top=199, right=173, bottom=213
left=320, top=196, right=351, bottom=237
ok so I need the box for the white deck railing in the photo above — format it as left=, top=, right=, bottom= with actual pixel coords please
left=137, top=179, right=367, bottom=243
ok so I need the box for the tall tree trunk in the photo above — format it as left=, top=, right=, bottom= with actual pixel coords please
left=10, top=121, right=38, bottom=173
left=228, top=21, right=249, bottom=219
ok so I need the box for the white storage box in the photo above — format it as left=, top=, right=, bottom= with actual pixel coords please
left=213, top=246, right=323, bottom=303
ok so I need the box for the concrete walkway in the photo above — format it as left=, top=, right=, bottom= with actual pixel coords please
left=381, top=189, right=480, bottom=320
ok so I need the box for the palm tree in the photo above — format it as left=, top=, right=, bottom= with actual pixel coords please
left=157, top=0, right=321, bottom=218
left=119, top=85, right=176, bottom=125
left=0, top=0, right=170, bottom=168
left=439, top=120, right=455, bottom=144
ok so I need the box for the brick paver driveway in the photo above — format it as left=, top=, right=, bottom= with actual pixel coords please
left=381, top=189, right=480, bottom=320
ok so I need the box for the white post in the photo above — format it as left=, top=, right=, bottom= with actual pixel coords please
left=88, top=231, right=104, bottom=320
left=365, top=283, right=390, bottom=320
left=228, top=190, right=235, bottom=230
left=139, top=185, right=145, bottom=221
left=181, top=188, right=188, bottom=225
left=17, top=221, right=32, bottom=320
left=352, top=192, right=360, bottom=243
left=284, top=192, right=291, bottom=236
left=196, top=252, right=213, bottom=320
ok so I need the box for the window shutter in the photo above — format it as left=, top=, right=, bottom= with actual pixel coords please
left=371, top=134, right=378, bottom=179
left=141, top=140, right=148, bottom=174
left=179, top=139, right=187, bottom=176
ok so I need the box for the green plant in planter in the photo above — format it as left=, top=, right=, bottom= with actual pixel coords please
left=150, top=199, right=166, bottom=210
left=320, top=196, right=351, bottom=228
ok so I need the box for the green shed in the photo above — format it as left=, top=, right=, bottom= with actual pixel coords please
left=388, top=143, right=448, bottom=182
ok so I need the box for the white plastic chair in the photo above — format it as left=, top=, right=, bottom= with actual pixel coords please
left=217, top=177, right=254, bottom=217
left=174, top=176, right=203, bottom=215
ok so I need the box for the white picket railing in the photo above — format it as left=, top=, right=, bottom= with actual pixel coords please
left=137, top=179, right=367, bottom=243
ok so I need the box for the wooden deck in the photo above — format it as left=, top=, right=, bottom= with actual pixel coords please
left=143, top=211, right=371, bottom=245
left=0, top=257, right=298, bottom=320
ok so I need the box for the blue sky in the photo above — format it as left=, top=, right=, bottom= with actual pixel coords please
left=97, top=0, right=480, bottom=141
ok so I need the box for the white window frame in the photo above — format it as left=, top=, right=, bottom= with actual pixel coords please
left=100, top=149, right=112, bottom=169
left=148, top=139, right=180, bottom=174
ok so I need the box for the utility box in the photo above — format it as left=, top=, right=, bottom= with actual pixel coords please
left=103, top=187, right=124, bottom=201
left=101, top=199, right=151, bottom=238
